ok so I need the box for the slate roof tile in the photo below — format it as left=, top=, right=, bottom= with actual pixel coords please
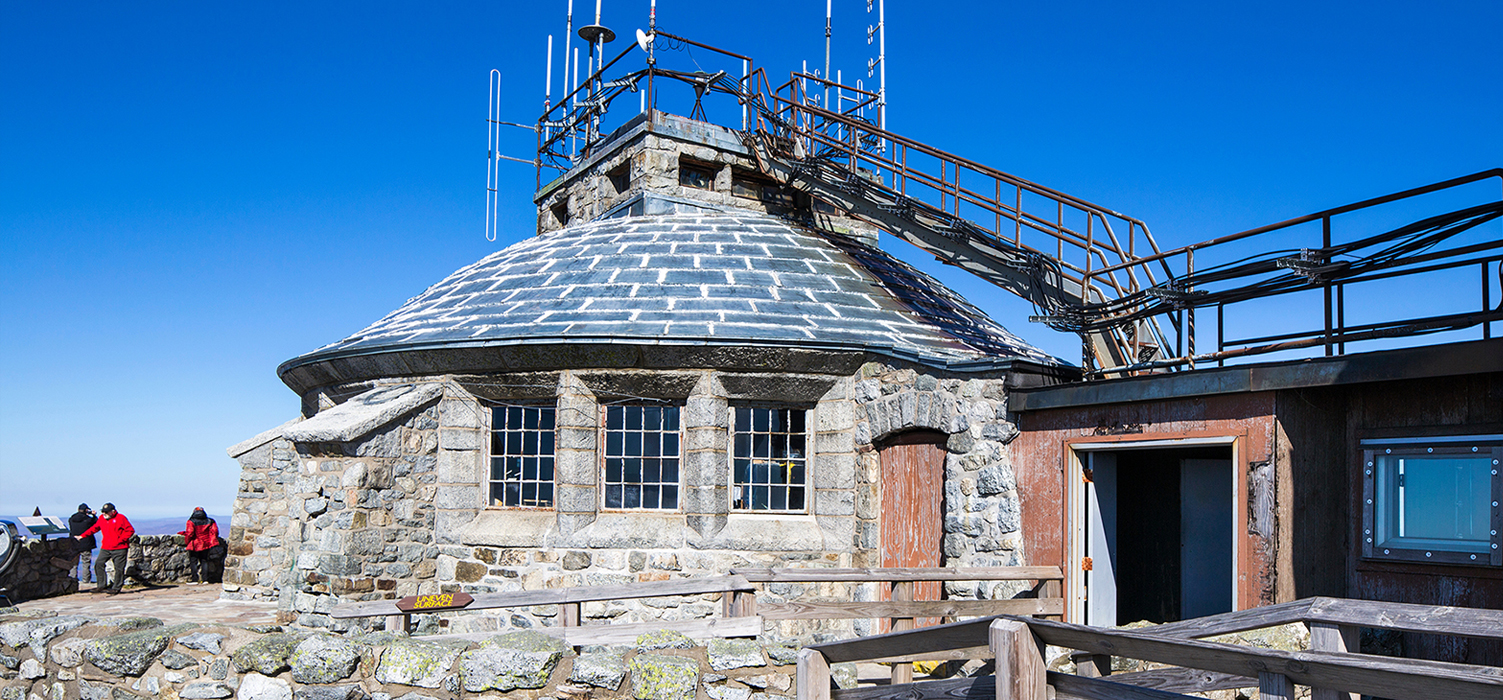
left=283, top=211, right=1062, bottom=372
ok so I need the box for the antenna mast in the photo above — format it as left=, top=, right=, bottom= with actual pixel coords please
left=823, top=0, right=831, bottom=108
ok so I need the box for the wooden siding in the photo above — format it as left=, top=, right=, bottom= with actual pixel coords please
left=879, top=432, right=946, bottom=625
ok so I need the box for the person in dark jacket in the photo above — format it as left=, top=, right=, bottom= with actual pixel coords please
left=76, top=503, right=135, bottom=594
left=178, top=507, right=219, bottom=584
left=67, top=504, right=97, bottom=583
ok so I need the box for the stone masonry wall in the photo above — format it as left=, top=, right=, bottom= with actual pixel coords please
left=0, top=540, right=77, bottom=603
left=228, top=364, right=1035, bottom=642
left=0, top=611, right=827, bottom=700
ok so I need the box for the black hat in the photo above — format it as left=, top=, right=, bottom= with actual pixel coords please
left=78, top=503, right=90, bottom=512
left=101, top=503, right=116, bottom=513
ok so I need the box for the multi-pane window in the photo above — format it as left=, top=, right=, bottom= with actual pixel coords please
left=603, top=404, right=681, bottom=510
left=732, top=407, right=808, bottom=512
left=489, top=405, right=556, bottom=508
left=1363, top=436, right=1501, bottom=566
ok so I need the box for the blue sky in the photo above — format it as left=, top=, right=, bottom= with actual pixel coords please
left=2, top=1, right=1499, bottom=519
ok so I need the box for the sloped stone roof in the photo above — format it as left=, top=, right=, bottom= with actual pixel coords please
left=278, top=209, right=1061, bottom=384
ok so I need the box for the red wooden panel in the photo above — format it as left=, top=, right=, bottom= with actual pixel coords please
left=880, top=431, right=946, bottom=627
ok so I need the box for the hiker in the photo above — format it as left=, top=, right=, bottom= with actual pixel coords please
left=67, top=504, right=97, bottom=583
left=178, top=507, right=219, bottom=584
left=75, top=503, right=134, bottom=594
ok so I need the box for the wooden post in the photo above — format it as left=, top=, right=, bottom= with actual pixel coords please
left=561, top=602, right=581, bottom=627
left=1258, top=671, right=1294, bottom=700
left=796, top=648, right=832, bottom=700
left=889, top=580, right=914, bottom=685
left=989, top=619, right=1045, bottom=700
left=1039, top=578, right=1063, bottom=621
left=1069, top=651, right=1110, bottom=678
left=1309, top=622, right=1359, bottom=700
left=385, top=613, right=410, bottom=634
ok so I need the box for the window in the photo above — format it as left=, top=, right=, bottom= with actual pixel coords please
left=608, top=163, right=631, bottom=194
left=1362, top=436, right=1501, bottom=565
left=679, top=161, right=715, bottom=190
left=489, top=405, right=556, bottom=508
left=603, top=404, right=681, bottom=510
left=732, top=407, right=808, bottom=512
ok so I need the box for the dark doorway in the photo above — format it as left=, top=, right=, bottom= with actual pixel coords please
left=1085, top=445, right=1234, bottom=625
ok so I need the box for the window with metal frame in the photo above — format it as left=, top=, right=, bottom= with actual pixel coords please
left=731, top=406, right=808, bottom=512
left=489, top=405, right=556, bottom=508
left=603, top=404, right=681, bottom=510
left=1362, top=435, right=1502, bottom=566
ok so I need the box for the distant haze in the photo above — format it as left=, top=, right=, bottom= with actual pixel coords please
left=0, top=514, right=228, bottom=538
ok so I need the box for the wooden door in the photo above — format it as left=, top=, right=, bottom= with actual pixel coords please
left=879, top=430, right=946, bottom=627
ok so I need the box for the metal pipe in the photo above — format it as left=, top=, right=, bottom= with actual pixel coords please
left=565, top=0, right=575, bottom=106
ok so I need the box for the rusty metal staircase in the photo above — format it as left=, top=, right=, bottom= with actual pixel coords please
left=739, top=71, right=1175, bottom=374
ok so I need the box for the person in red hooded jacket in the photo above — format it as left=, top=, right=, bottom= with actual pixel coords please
left=178, top=507, right=219, bottom=584
left=76, top=503, right=134, bottom=594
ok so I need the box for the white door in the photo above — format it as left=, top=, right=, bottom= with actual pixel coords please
left=1085, top=451, right=1118, bottom=627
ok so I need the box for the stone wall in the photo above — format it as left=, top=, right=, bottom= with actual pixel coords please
left=228, top=362, right=1034, bottom=639
left=0, top=611, right=828, bottom=700
left=130, top=536, right=229, bottom=585
left=0, top=540, right=77, bottom=602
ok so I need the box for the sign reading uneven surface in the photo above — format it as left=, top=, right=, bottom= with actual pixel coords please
left=394, top=592, right=474, bottom=613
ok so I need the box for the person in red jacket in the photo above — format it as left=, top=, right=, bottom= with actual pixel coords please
left=76, top=502, right=134, bottom=594
left=178, top=507, right=219, bottom=584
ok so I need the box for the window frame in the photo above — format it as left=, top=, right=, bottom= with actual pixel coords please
left=728, top=404, right=812, bottom=514
left=599, top=402, right=684, bottom=512
left=486, top=403, right=559, bottom=510
left=1360, top=435, right=1502, bottom=567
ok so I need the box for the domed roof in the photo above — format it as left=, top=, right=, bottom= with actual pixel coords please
left=279, top=209, right=1061, bottom=385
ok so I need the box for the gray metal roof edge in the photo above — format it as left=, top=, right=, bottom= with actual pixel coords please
left=1012, top=337, right=1503, bottom=412
left=277, top=334, right=1061, bottom=386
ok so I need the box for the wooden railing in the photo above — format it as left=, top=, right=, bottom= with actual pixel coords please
left=329, top=575, right=761, bottom=644
left=732, top=567, right=1063, bottom=685
left=796, top=596, right=1503, bottom=700
left=327, top=566, right=1064, bottom=652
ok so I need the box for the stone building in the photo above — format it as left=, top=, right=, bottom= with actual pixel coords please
left=224, top=110, right=1072, bottom=634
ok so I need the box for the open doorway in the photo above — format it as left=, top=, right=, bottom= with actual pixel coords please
left=1079, top=444, right=1235, bottom=626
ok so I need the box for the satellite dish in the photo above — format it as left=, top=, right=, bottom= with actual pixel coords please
left=578, top=24, right=615, bottom=44
left=635, top=28, right=653, bottom=52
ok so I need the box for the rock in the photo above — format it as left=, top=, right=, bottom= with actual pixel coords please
left=458, top=630, right=568, bottom=692
left=634, top=630, right=695, bottom=652
left=236, top=673, right=290, bottom=700
left=0, top=651, right=17, bottom=670
left=1211, top=622, right=1309, bottom=651
left=1, top=686, right=22, bottom=700
left=292, top=685, right=368, bottom=700
left=764, top=645, right=798, bottom=666
left=388, top=693, right=440, bottom=700
left=831, top=663, right=858, bottom=690
left=100, top=618, right=165, bottom=631
left=176, top=633, right=226, bottom=655
left=570, top=650, right=627, bottom=690
left=706, top=639, right=765, bottom=671
left=84, top=625, right=181, bottom=677
left=373, top=638, right=462, bottom=689
left=159, top=650, right=197, bottom=670
left=740, top=676, right=768, bottom=689
left=705, top=686, right=750, bottom=700
left=50, top=638, right=89, bottom=668
left=180, top=682, right=235, bottom=699
left=165, top=672, right=187, bottom=684
left=0, top=616, right=94, bottom=662
left=230, top=632, right=306, bottom=675
left=628, top=654, right=699, bottom=700
left=289, top=635, right=363, bottom=684
left=18, top=660, right=44, bottom=680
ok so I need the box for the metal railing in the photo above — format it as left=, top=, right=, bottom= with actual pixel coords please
left=528, top=30, right=1503, bottom=378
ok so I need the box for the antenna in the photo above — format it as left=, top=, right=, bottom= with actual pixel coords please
left=563, top=0, right=575, bottom=106
left=823, top=0, right=831, bottom=109
left=486, top=70, right=502, bottom=242
left=867, top=0, right=886, bottom=140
